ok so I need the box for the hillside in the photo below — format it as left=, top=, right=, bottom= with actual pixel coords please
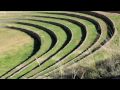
left=0, top=11, right=119, bottom=79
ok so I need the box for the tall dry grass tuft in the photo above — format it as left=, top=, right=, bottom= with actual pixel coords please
left=83, top=55, right=120, bottom=79
left=48, top=54, right=120, bottom=79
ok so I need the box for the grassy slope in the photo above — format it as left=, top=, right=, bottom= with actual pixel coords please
left=9, top=17, right=82, bottom=79
left=60, top=12, right=120, bottom=79
left=76, top=12, right=119, bottom=68
left=0, top=28, right=34, bottom=75
left=0, top=11, right=120, bottom=79
left=30, top=12, right=115, bottom=79
left=23, top=12, right=99, bottom=78
left=6, top=18, right=68, bottom=79
left=32, top=15, right=107, bottom=78
left=1, top=20, right=63, bottom=78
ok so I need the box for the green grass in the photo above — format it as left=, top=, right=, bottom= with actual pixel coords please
left=8, top=16, right=83, bottom=79
left=20, top=12, right=100, bottom=78
left=0, top=22, right=53, bottom=78
left=53, top=11, right=118, bottom=79
left=0, top=11, right=119, bottom=79
left=4, top=18, right=68, bottom=79
left=1, top=19, right=67, bottom=78
left=0, top=28, right=34, bottom=76
left=25, top=12, right=113, bottom=78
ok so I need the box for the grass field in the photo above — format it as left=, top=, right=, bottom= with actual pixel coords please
left=0, top=11, right=119, bottom=79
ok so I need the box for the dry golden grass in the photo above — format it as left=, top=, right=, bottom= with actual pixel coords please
left=0, top=11, right=28, bottom=19
left=0, top=28, right=33, bottom=54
